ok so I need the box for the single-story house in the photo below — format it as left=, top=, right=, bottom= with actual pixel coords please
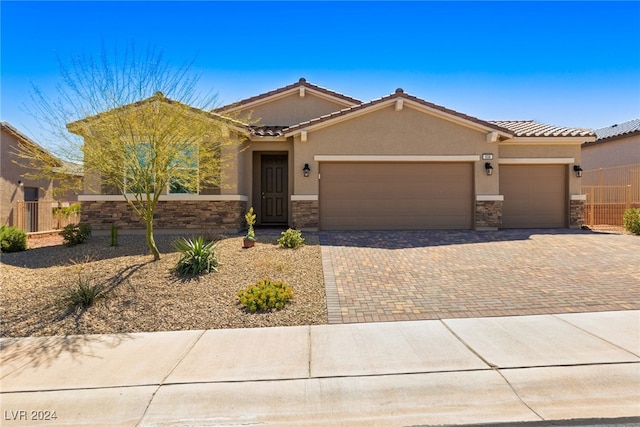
left=76, top=78, right=595, bottom=231
left=1, top=122, right=81, bottom=231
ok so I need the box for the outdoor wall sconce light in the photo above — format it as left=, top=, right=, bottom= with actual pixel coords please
left=573, top=165, right=583, bottom=178
left=18, top=180, right=23, bottom=186
left=485, top=162, right=493, bottom=176
left=303, top=163, right=311, bottom=177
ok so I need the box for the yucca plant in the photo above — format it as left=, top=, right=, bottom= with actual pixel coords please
left=174, top=236, right=218, bottom=276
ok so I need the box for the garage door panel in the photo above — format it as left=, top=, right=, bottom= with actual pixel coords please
left=320, top=162, right=473, bottom=230
left=323, top=215, right=468, bottom=230
left=500, top=165, right=567, bottom=228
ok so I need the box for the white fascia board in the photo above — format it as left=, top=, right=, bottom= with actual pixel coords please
left=500, top=137, right=593, bottom=144
left=291, top=195, right=318, bottom=201
left=476, top=195, right=504, bottom=201
left=314, top=155, right=480, bottom=162
left=79, top=194, right=249, bottom=202
left=499, top=158, right=575, bottom=164
left=223, top=87, right=356, bottom=113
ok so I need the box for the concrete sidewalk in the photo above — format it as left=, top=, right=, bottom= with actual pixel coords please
left=1, top=310, right=639, bottom=426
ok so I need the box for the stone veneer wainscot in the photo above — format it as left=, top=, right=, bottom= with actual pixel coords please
left=79, top=196, right=247, bottom=231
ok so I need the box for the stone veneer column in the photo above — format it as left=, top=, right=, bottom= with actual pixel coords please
left=291, top=200, right=319, bottom=230
left=475, top=198, right=502, bottom=230
left=569, top=196, right=586, bottom=228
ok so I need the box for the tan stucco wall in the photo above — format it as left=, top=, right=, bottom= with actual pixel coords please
left=498, top=142, right=582, bottom=195
left=235, top=92, right=350, bottom=126
left=499, top=143, right=581, bottom=159
left=1, top=128, right=61, bottom=226
left=581, top=134, right=640, bottom=170
left=291, top=104, right=499, bottom=195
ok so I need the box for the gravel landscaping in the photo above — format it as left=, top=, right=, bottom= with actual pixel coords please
left=1, top=232, right=327, bottom=337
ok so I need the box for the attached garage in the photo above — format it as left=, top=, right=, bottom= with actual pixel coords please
left=500, top=164, right=567, bottom=228
left=319, top=162, right=473, bottom=230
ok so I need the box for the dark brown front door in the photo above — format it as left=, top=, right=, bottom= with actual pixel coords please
left=261, top=154, right=288, bottom=224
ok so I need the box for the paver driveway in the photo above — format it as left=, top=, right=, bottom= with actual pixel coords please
left=320, top=229, right=640, bottom=324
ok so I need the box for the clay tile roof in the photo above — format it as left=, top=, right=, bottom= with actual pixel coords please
left=284, top=89, right=512, bottom=135
left=488, top=120, right=594, bottom=137
left=250, top=125, right=288, bottom=137
left=215, top=78, right=362, bottom=112
left=592, top=118, right=640, bottom=141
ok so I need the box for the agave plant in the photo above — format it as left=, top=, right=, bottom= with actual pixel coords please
left=174, top=236, right=219, bottom=276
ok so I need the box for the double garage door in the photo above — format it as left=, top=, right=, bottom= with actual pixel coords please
left=318, top=162, right=568, bottom=230
left=319, top=162, right=473, bottom=230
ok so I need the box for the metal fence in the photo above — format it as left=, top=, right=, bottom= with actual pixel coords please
left=15, top=201, right=80, bottom=233
left=581, top=164, right=640, bottom=226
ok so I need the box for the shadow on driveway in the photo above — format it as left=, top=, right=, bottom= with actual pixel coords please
left=320, top=228, right=606, bottom=249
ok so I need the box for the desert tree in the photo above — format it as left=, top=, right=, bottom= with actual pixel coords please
left=24, top=43, right=248, bottom=260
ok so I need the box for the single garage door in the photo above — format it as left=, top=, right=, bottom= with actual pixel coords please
left=319, top=162, right=473, bottom=230
left=500, top=164, right=567, bottom=228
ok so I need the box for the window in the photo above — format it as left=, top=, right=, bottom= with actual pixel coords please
left=124, top=143, right=155, bottom=194
left=122, top=142, right=200, bottom=195
left=168, top=144, right=199, bottom=194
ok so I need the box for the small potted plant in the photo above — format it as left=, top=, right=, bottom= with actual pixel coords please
left=243, top=207, right=256, bottom=248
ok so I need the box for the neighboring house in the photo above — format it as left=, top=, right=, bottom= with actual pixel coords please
left=75, top=78, right=595, bottom=232
left=582, top=118, right=640, bottom=170
left=0, top=122, right=81, bottom=231
left=580, top=118, right=640, bottom=225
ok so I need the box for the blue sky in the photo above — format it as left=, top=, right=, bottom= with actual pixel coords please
left=2, top=1, right=639, bottom=147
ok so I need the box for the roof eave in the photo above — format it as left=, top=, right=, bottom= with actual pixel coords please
left=217, top=79, right=361, bottom=114
left=502, top=136, right=595, bottom=144
left=284, top=95, right=514, bottom=139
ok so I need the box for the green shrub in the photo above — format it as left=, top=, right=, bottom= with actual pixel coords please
left=174, top=236, right=218, bottom=276
left=238, top=278, right=294, bottom=313
left=53, top=203, right=81, bottom=217
left=60, top=223, right=92, bottom=246
left=61, top=277, right=105, bottom=313
left=623, top=208, right=640, bottom=235
left=0, top=225, right=27, bottom=253
left=277, top=228, right=305, bottom=248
